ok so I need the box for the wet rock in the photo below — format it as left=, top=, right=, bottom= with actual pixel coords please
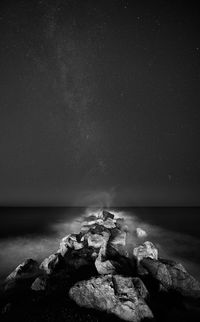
left=141, top=258, right=200, bottom=298
left=69, top=274, right=153, bottom=321
left=133, top=241, right=158, bottom=262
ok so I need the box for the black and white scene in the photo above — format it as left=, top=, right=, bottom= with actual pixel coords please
left=0, top=1, right=200, bottom=321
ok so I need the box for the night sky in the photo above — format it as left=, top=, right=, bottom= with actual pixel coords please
left=0, top=0, right=200, bottom=206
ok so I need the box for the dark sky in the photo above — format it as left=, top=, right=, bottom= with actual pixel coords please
left=0, top=0, right=200, bottom=206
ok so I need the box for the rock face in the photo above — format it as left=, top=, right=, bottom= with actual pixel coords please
left=141, top=258, right=200, bottom=298
left=69, top=274, right=153, bottom=322
left=133, top=241, right=158, bottom=262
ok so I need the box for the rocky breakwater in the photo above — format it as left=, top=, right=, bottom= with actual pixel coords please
left=1, top=210, right=200, bottom=322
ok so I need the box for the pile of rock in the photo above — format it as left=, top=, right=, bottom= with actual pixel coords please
left=2, top=210, right=200, bottom=322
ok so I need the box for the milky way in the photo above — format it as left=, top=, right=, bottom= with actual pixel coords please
left=0, top=0, right=199, bottom=205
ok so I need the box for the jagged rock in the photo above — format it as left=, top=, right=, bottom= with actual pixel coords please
left=133, top=241, right=158, bottom=262
left=101, top=218, right=116, bottom=229
left=94, top=235, right=116, bottom=274
left=95, top=257, right=116, bottom=275
left=102, top=210, right=114, bottom=220
left=69, top=274, right=153, bottom=322
left=95, top=249, right=116, bottom=275
left=5, top=259, right=40, bottom=291
left=141, top=258, right=200, bottom=298
left=87, top=231, right=110, bottom=249
left=59, top=234, right=84, bottom=255
left=108, top=228, right=128, bottom=258
left=31, top=276, right=47, bottom=291
left=136, top=228, right=147, bottom=238
left=40, top=253, right=64, bottom=275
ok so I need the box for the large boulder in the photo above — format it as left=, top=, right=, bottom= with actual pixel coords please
left=5, top=259, right=40, bottom=291
left=133, top=241, right=158, bottom=262
left=141, top=258, right=200, bottom=298
left=69, top=274, right=153, bottom=322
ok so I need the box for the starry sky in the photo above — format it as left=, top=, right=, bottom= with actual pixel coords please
left=0, top=0, right=200, bottom=206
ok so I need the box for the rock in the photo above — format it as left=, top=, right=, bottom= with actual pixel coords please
left=132, top=277, right=149, bottom=299
left=87, top=231, right=110, bottom=249
left=31, top=276, right=47, bottom=291
left=69, top=274, right=153, bottom=321
left=141, top=258, right=200, bottom=298
left=136, top=228, right=147, bottom=238
left=101, top=218, right=116, bottom=229
left=133, top=241, right=158, bottom=262
left=102, top=210, right=114, bottom=220
left=108, top=228, right=128, bottom=258
left=95, top=251, right=116, bottom=275
left=40, top=253, right=64, bottom=275
left=94, top=236, right=116, bottom=274
left=5, top=259, right=40, bottom=291
left=59, top=234, right=84, bottom=255
left=63, top=245, right=98, bottom=279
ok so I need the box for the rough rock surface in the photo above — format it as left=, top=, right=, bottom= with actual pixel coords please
left=141, top=257, right=200, bottom=298
left=133, top=241, right=158, bottom=262
left=31, top=276, right=47, bottom=291
left=69, top=274, right=153, bottom=322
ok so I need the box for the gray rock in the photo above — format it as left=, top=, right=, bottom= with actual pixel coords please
left=59, top=234, right=84, bottom=255
left=31, top=276, right=47, bottom=291
left=132, top=277, right=149, bottom=299
left=69, top=274, right=153, bottom=322
left=40, top=253, right=63, bottom=275
left=86, top=231, right=110, bottom=249
left=133, top=241, right=158, bottom=262
left=141, top=258, right=200, bottom=298
left=102, top=210, right=114, bottom=221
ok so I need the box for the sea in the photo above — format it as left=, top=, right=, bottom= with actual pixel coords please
left=0, top=207, right=200, bottom=282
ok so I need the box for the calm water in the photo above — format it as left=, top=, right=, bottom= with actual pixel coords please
left=0, top=207, right=200, bottom=281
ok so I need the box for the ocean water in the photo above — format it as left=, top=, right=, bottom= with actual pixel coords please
left=0, top=207, right=200, bottom=281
